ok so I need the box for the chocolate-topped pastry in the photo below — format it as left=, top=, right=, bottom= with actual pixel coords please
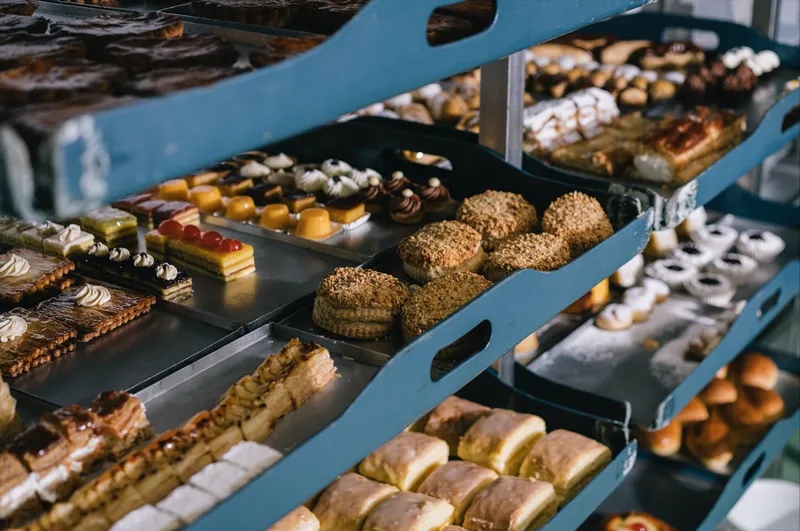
left=0, top=13, right=47, bottom=34
left=0, top=0, right=38, bottom=16
left=0, top=33, right=86, bottom=70
left=629, top=40, right=705, bottom=70
left=720, top=63, right=758, bottom=106
left=249, top=35, right=326, bottom=68
left=709, top=59, right=728, bottom=80
left=296, top=0, right=367, bottom=34
left=51, top=12, right=184, bottom=50
left=243, top=181, right=282, bottom=205
left=383, top=170, right=413, bottom=195
left=427, top=12, right=475, bottom=46
left=360, top=175, right=388, bottom=213
left=105, top=34, right=238, bottom=75
left=123, top=65, right=240, bottom=96
left=420, top=177, right=453, bottom=215
left=390, top=188, right=424, bottom=225
left=0, top=60, right=126, bottom=106
left=191, top=0, right=300, bottom=27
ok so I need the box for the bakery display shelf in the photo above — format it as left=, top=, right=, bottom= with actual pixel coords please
left=521, top=12, right=800, bottom=230
left=9, top=305, right=244, bottom=408
left=140, top=321, right=635, bottom=531
left=516, top=212, right=799, bottom=431
left=274, top=117, right=651, bottom=363
left=583, top=347, right=799, bottom=531
left=0, top=0, right=652, bottom=220
left=129, top=223, right=358, bottom=332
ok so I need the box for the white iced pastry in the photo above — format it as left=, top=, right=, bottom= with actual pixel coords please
left=189, top=462, right=249, bottom=500
left=323, top=176, right=360, bottom=198
left=222, top=442, right=283, bottom=480
left=707, top=253, right=757, bottom=283
left=641, top=277, right=670, bottom=303
left=384, top=92, right=413, bottom=109
left=264, top=153, right=295, bottom=170
left=684, top=274, right=735, bottom=307
left=645, top=259, right=698, bottom=288
left=691, top=223, right=738, bottom=256
left=110, top=505, right=180, bottom=531
left=737, top=229, right=785, bottom=263
left=349, top=168, right=382, bottom=189
left=157, top=485, right=217, bottom=524
left=672, top=242, right=715, bottom=268
left=321, top=159, right=353, bottom=177
left=296, top=169, right=329, bottom=193
left=239, top=160, right=272, bottom=178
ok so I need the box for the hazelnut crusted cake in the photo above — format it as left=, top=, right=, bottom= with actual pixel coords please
left=482, top=233, right=571, bottom=281
left=397, top=221, right=484, bottom=284
left=400, top=271, right=492, bottom=343
left=541, top=191, right=613, bottom=257
left=312, top=267, right=409, bottom=339
left=456, top=191, right=538, bottom=250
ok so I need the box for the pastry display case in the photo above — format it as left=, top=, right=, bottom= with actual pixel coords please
left=0, top=0, right=798, bottom=530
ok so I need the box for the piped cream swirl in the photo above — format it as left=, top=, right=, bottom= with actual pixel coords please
left=75, top=284, right=111, bottom=307
left=0, top=316, right=27, bottom=342
left=0, top=254, right=30, bottom=278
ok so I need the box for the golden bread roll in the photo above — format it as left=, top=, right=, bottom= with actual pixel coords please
left=457, top=410, right=546, bottom=475
left=423, top=396, right=491, bottom=456
left=462, top=476, right=557, bottom=531
left=359, top=432, right=449, bottom=491
left=313, top=473, right=397, bottom=531
left=363, top=492, right=454, bottom=531
left=416, top=461, right=498, bottom=524
left=638, top=420, right=681, bottom=457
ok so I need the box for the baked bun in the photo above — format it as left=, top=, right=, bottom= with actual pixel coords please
left=673, top=397, right=709, bottom=424
left=638, top=420, right=681, bottom=457
left=698, top=378, right=737, bottom=406
left=685, top=411, right=737, bottom=472
left=732, top=352, right=778, bottom=390
left=722, top=385, right=785, bottom=443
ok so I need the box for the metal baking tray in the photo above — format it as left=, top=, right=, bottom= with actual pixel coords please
left=9, top=306, right=243, bottom=407
left=147, top=321, right=635, bottom=530
left=42, top=0, right=187, bottom=14
left=159, top=2, right=317, bottom=38
left=585, top=348, right=799, bottom=531
left=517, top=213, right=799, bottom=430
left=91, top=223, right=357, bottom=331
left=521, top=12, right=800, bottom=230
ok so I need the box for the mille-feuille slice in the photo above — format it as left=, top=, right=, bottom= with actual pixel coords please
left=79, top=207, right=138, bottom=247
left=0, top=450, right=39, bottom=522
left=130, top=435, right=185, bottom=505
left=8, top=423, right=81, bottom=503
left=89, top=391, right=153, bottom=459
left=41, top=404, right=107, bottom=474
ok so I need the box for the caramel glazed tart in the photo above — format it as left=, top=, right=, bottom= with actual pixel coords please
left=397, top=221, right=485, bottom=284
left=312, top=267, right=410, bottom=340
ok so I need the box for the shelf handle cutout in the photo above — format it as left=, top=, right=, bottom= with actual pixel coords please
left=757, top=289, right=782, bottom=320
left=742, top=452, right=766, bottom=488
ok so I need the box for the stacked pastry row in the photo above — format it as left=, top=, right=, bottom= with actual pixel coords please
left=25, top=338, right=337, bottom=531
left=269, top=395, right=612, bottom=531
left=312, top=190, right=615, bottom=345
left=0, top=376, right=20, bottom=445
left=0, top=391, right=151, bottom=526
left=639, top=352, right=785, bottom=473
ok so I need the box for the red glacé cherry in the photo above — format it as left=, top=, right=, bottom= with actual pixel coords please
left=629, top=524, right=648, bottom=531
left=201, top=231, right=223, bottom=248
left=157, top=220, right=183, bottom=238
left=183, top=225, right=202, bottom=241
left=218, top=238, right=242, bottom=252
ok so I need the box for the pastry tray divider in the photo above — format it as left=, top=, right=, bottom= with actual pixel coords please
left=0, top=0, right=651, bottom=219
left=516, top=204, right=799, bottom=431
left=588, top=344, right=800, bottom=531
left=518, top=12, right=800, bottom=230
left=159, top=2, right=319, bottom=38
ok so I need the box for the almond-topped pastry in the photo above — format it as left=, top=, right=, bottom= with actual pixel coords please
left=541, top=191, right=613, bottom=257
left=249, top=35, right=326, bottom=68
left=519, top=429, right=611, bottom=507
left=0, top=246, right=75, bottom=305
left=483, top=233, right=571, bottom=281
left=456, top=190, right=538, bottom=250
left=105, top=34, right=239, bottom=75
left=36, top=283, right=155, bottom=342
left=400, top=271, right=491, bottom=343
left=50, top=12, right=184, bottom=50
left=0, top=308, right=77, bottom=377
left=313, top=267, right=409, bottom=339
left=398, top=221, right=485, bottom=283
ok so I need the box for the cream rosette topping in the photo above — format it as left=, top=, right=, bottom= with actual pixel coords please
left=350, top=168, right=382, bottom=189
left=321, top=159, right=352, bottom=177
left=0, top=316, right=27, bottom=342
left=75, top=284, right=112, bottom=307
left=156, top=263, right=178, bottom=281
left=89, top=242, right=109, bottom=257
left=57, top=224, right=83, bottom=242
left=109, top=248, right=130, bottom=262
left=264, top=153, right=295, bottom=170
left=323, top=175, right=360, bottom=198
left=295, top=169, right=328, bottom=193
left=36, top=221, right=64, bottom=237
left=0, top=254, right=30, bottom=278
left=239, top=160, right=272, bottom=178
left=134, top=253, right=155, bottom=268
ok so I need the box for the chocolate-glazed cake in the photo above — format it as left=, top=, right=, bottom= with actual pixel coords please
left=105, top=34, right=239, bottom=75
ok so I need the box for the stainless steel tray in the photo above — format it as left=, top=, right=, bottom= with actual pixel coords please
left=10, top=306, right=242, bottom=407
left=159, top=2, right=318, bottom=38
left=522, top=214, right=799, bottom=429
left=136, top=323, right=380, bottom=453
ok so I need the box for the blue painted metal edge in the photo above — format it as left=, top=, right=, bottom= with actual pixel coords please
left=2, top=0, right=650, bottom=219
left=520, top=12, right=800, bottom=230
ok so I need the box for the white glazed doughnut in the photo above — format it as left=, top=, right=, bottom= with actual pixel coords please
left=707, top=253, right=757, bottom=283
left=737, top=229, right=786, bottom=263
left=684, top=274, right=735, bottom=307
left=610, top=254, right=644, bottom=288
left=595, top=304, right=634, bottom=331
left=672, top=242, right=715, bottom=268
left=690, top=224, right=738, bottom=257
left=622, top=286, right=655, bottom=322
left=641, top=277, right=670, bottom=303
left=645, top=259, right=698, bottom=289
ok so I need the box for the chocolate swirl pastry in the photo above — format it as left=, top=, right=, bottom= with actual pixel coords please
left=105, top=34, right=239, bottom=75
left=629, top=40, right=705, bottom=69
left=390, top=190, right=423, bottom=217
left=383, top=173, right=413, bottom=195
left=249, top=35, right=326, bottom=68
left=0, top=0, right=38, bottom=16
left=420, top=180, right=451, bottom=202
left=0, top=61, right=127, bottom=106
left=122, top=66, right=242, bottom=96
left=51, top=12, right=184, bottom=50
left=0, top=33, right=86, bottom=70
left=0, top=13, right=48, bottom=34
left=191, top=0, right=301, bottom=27
left=361, top=180, right=386, bottom=202
left=296, top=0, right=368, bottom=34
